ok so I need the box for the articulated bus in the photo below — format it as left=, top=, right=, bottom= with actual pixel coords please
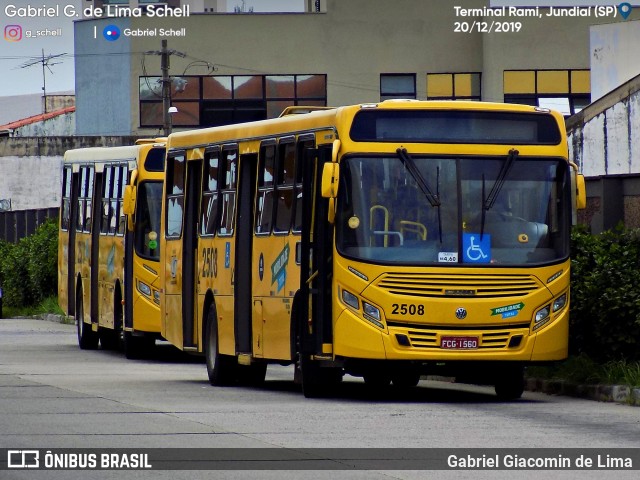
left=160, top=100, right=586, bottom=399
left=58, top=139, right=166, bottom=358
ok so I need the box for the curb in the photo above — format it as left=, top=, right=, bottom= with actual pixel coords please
left=525, top=378, right=640, bottom=407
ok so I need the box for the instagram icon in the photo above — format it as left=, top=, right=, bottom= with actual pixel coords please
left=4, top=24, right=22, bottom=42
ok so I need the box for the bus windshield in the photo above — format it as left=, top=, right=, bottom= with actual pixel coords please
left=134, top=181, right=163, bottom=260
left=336, top=154, right=570, bottom=266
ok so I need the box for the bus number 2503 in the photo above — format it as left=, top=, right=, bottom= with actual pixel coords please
left=391, top=303, right=424, bottom=316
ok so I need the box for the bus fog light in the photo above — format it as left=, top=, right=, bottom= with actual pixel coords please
left=137, top=281, right=151, bottom=297
left=535, top=304, right=550, bottom=323
left=342, top=289, right=359, bottom=310
left=154, top=290, right=160, bottom=304
left=553, top=293, right=567, bottom=312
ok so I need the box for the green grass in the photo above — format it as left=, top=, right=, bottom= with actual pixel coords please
left=527, top=354, right=640, bottom=388
left=2, top=295, right=64, bottom=318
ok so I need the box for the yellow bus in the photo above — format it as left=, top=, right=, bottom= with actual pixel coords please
left=160, top=101, right=585, bottom=399
left=58, top=139, right=166, bottom=358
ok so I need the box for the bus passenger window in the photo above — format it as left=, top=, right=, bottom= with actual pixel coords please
left=274, top=141, right=295, bottom=233
left=200, top=149, right=220, bottom=237
left=255, top=143, right=275, bottom=235
left=218, top=149, right=237, bottom=236
left=166, top=155, right=186, bottom=238
left=292, top=138, right=314, bottom=233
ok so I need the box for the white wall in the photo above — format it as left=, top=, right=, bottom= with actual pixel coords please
left=590, top=20, right=640, bottom=101
left=0, top=156, right=62, bottom=210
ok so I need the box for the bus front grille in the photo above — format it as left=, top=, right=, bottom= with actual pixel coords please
left=376, top=272, right=540, bottom=298
left=388, top=322, right=531, bottom=350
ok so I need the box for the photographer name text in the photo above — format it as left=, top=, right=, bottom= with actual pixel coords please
left=4, top=4, right=190, bottom=19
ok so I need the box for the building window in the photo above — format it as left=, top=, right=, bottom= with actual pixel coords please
left=380, top=74, right=416, bottom=100
left=139, top=74, right=327, bottom=128
left=503, top=69, right=590, bottom=116
left=426, top=73, right=481, bottom=101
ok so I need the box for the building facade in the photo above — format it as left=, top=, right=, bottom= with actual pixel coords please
left=74, top=0, right=637, bottom=136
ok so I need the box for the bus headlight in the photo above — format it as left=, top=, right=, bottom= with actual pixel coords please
left=153, top=290, right=160, bottom=305
left=341, top=289, right=359, bottom=310
left=137, top=281, right=151, bottom=297
left=535, top=304, right=550, bottom=323
left=533, top=304, right=551, bottom=331
left=363, top=301, right=384, bottom=328
left=553, top=293, right=567, bottom=312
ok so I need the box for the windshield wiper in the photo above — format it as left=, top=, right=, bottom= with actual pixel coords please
left=481, top=148, right=519, bottom=238
left=396, top=148, right=440, bottom=207
left=396, top=148, right=442, bottom=243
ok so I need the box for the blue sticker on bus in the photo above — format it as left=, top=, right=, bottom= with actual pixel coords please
left=462, top=233, right=491, bottom=263
left=225, top=242, right=231, bottom=269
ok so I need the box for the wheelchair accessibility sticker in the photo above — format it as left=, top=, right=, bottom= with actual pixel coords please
left=462, top=233, right=491, bottom=263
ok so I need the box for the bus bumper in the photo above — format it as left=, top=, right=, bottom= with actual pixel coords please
left=333, top=306, right=569, bottom=362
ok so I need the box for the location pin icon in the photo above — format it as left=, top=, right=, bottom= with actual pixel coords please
left=618, top=2, right=632, bottom=19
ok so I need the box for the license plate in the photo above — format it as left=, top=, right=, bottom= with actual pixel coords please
left=441, top=336, right=479, bottom=350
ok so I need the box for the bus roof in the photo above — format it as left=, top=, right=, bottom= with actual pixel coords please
left=166, top=100, right=564, bottom=151
left=63, top=140, right=166, bottom=164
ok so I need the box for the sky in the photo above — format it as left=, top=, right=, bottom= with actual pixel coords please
left=0, top=0, right=304, bottom=98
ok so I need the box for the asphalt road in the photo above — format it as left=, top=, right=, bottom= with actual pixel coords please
left=1, top=317, right=639, bottom=480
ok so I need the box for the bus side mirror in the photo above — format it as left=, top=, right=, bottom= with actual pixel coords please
left=576, top=173, right=586, bottom=210
left=570, top=163, right=586, bottom=212
left=321, top=162, right=339, bottom=198
left=123, top=185, right=137, bottom=231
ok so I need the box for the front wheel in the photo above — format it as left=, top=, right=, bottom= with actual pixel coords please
left=495, top=365, right=525, bottom=400
left=205, top=306, right=237, bottom=386
left=300, top=354, right=342, bottom=398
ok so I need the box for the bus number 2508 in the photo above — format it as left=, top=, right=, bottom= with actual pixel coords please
left=391, top=304, right=424, bottom=316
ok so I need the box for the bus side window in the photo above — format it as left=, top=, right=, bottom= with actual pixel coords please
left=292, top=138, right=315, bottom=234
left=77, top=166, right=94, bottom=233
left=116, top=166, right=127, bottom=236
left=255, top=142, right=275, bottom=235
left=166, top=154, right=186, bottom=238
left=218, top=148, right=237, bottom=236
left=101, top=166, right=113, bottom=235
left=61, top=166, right=72, bottom=231
left=274, top=139, right=295, bottom=234
left=200, top=148, right=220, bottom=237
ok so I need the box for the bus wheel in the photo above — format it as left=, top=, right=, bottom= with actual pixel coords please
left=494, top=366, right=525, bottom=400
left=76, top=292, right=98, bottom=350
left=99, top=329, right=120, bottom=350
left=300, top=355, right=342, bottom=398
left=205, top=306, right=237, bottom=386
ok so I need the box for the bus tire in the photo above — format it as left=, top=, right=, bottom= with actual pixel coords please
left=76, top=290, right=98, bottom=350
left=205, top=305, right=237, bottom=386
left=300, top=355, right=342, bottom=398
left=494, top=365, right=525, bottom=400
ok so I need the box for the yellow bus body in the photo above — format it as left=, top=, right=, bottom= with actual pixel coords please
left=59, top=140, right=166, bottom=355
left=160, top=101, right=580, bottom=397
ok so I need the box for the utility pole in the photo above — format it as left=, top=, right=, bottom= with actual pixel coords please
left=146, top=40, right=186, bottom=136
left=161, top=40, right=172, bottom=136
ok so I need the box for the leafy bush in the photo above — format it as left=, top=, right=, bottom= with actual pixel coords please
left=0, top=219, right=58, bottom=308
left=570, top=225, right=640, bottom=362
